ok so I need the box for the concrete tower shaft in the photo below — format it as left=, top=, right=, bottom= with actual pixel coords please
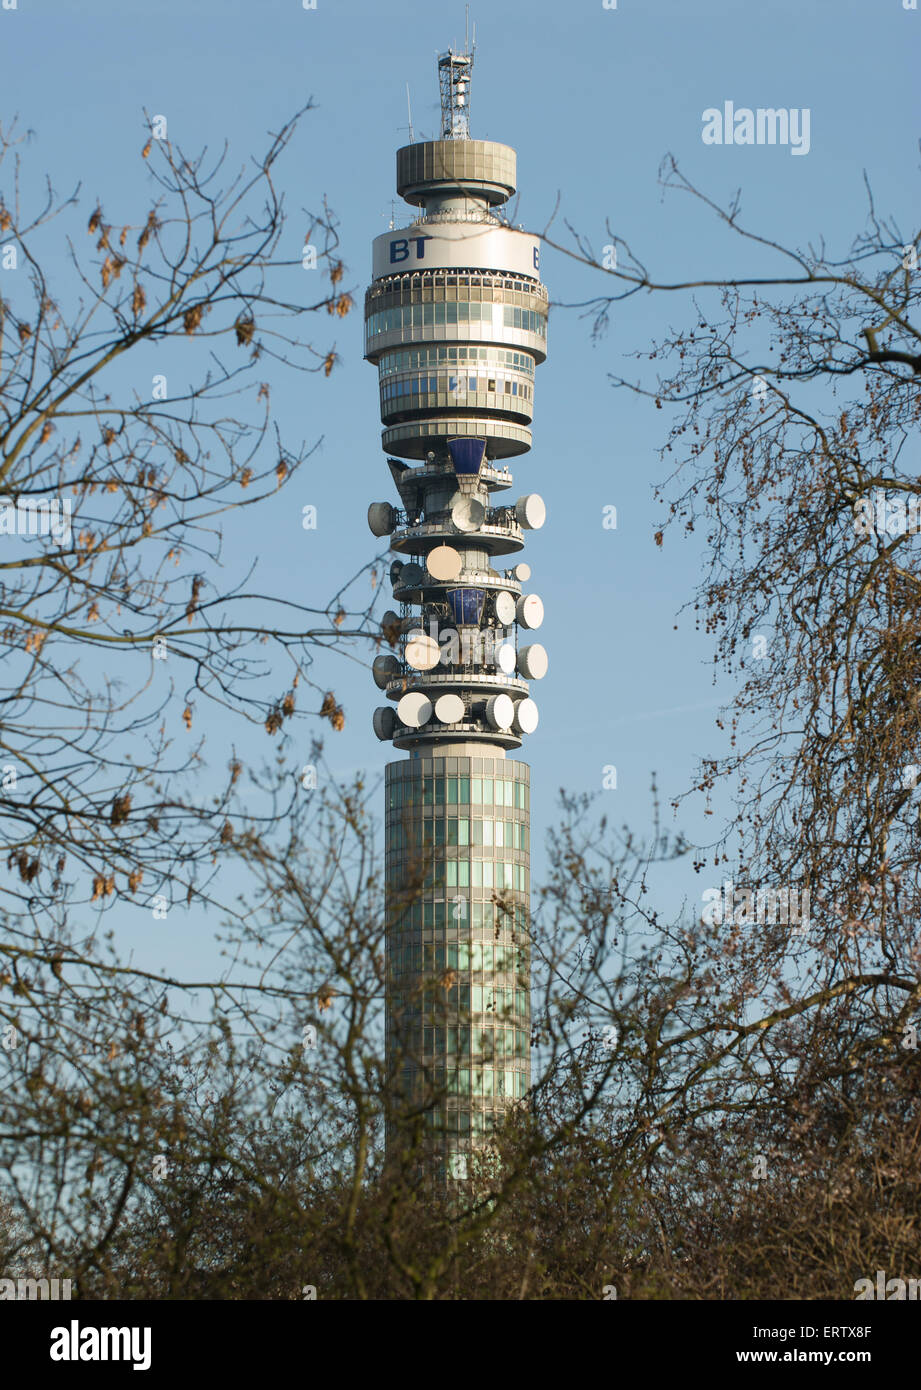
left=366, top=44, right=548, bottom=1179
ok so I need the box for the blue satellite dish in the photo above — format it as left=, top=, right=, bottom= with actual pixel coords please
left=448, top=438, right=486, bottom=476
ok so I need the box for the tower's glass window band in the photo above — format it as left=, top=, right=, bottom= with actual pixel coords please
left=379, top=345, right=535, bottom=377
left=366, top=301, right=547, bottom=339
left=387, top=773, right=529, bottom=810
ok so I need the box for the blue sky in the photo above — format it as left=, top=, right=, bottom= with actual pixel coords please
left=1, top=0, right=918, bottom=980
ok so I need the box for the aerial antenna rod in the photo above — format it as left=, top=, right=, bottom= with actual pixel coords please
left=406, top=83, right=414, bottom=144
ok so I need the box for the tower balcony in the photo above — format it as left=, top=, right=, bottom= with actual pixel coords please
left=398, top=456, right=515, bottom=494
left=389, top=506, right=525, bottom=556
left=393, top=721, right=524, bottom=753
left=391, top=566, right=521, bottom=605
left=382, top=417, right=531, bottom=461
left=385, top=669, right=530, bottom=702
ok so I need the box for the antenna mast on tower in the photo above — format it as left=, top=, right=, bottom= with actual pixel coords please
left=405, top=83, right=415, bottom=143
left=438, top=10, right=475, bottom=140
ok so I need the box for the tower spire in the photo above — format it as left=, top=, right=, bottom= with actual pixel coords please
left=438, top=26, right=475, bottom=140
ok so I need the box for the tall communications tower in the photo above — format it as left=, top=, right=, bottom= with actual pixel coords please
left=365, top=41, right=549, bottom=1181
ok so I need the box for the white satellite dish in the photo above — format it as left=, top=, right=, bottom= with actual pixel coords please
left=513, top=697, right=539, bottom=735
left=372, top=654, right=401, bottom=689
left=495, top=642, right=516, bottom=675
left=515, top=494, right=546, bottom=530
left=435, top=693, right=465, bottom=724
left=397, top=691, right=433, bottom=727
left=516, top=594, right=544, bottom=630
left=450, top=493, right=486, bottom=533
left=516, top=644, right=548, bottom=680
left=389, top=561, right=404, bottom=587
left=513, top=562, right=531, bottom=582
left=368, top=502, right=396, bottom=536
left=372, top=706, right=396, bottom=740
left=485, top=693, right=514, bottom=731
left=494, top=590, right=517, bottom=625
left=426, top=545, right=462, bottom=581
left=404, top=632, right=440, bottom=671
